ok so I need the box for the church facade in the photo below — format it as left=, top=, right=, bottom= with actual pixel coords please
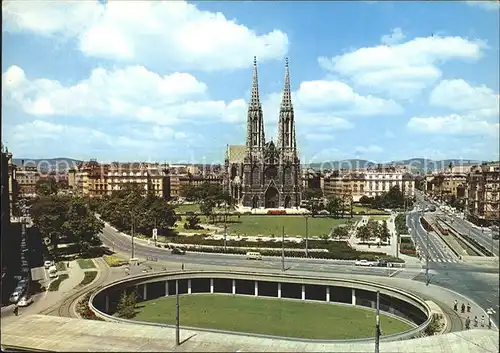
left=223, top=57, right=301, bottom=209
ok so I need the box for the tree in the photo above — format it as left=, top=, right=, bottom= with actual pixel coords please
left=184, top=213, right=200, bottom=229
left=326, top=196, right=342, bottom=218
left=303, top=188, right=323, bottom=200
left=356, top=224, right=371, bottom=242
left=116, top=291, right=137, bottom=319
left=35, top=178, right=58, bottom=196
left=62, top=198, right=104, bottom=256
left=200, top=198, right=216, bottom=222
left=333, top=226, right=349, bottom=239
left=31, top=195, right=70, bottom=257
left=379, top=220, right=391, bottom=243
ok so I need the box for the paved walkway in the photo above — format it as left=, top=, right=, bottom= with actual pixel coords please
left=1, top=259, right=92, bottom=323
left=2, top=313, right=498, bottom=352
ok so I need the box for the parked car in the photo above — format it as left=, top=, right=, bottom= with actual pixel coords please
left=9, top=292, right=21, bottom=303
left=18, top=296, right=34, bottom=307
left=171, top=248, right=186, bottom=255
left=44, top=260, right=53, bottom=269
left=355, top=260, right=374, bottom=267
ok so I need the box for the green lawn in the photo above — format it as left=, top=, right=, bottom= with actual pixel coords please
left=78, top=271, right=98, bottom=286
left=48, top=274, right=69, bottom=292
left=222, top=215, right=355, bottom=237
left=369, top=215, right=390, bottom=221
left=133, top=294, right=412, bottom=339
left=55, top=261, right=67, bottom=271
left=76, top=258, right=96, bottom=269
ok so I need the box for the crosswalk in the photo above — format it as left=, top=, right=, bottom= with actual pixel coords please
left=425, top=258, right=459, bottom=264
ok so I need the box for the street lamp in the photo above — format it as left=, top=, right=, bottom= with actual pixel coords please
left=305, top=215, right=309, bottom=258
left=130, top=211, right=135, bottom=260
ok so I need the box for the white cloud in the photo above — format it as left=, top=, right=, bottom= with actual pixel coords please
left=407, top=114, right=499, bottom=136
left=2, top=65, right=241, bottom=125
left=303, top=133, right=335, bottom=141
left=466, top=1, right=500, bottom=11
left=2, top=1, right=289, bottom=72
left=381, top=28, right=406, bottom=46
left=6, top=120, right=196, bottom=160
left=318, top=34, right=486, bottom=99
left=429, top=79, right=499, bottom=117
left=355, top=145, right=384, bottom=154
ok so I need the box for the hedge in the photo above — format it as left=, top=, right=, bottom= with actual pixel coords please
left=157, top=240, right=404, bottom=263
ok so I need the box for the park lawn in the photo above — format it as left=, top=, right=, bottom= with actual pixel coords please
left=134, top=294, right=412, bottom=339
left=76, top=258, right=96, bottom=269
left=369, top=215, right=390, bottom=221
left=175, top=203, right=225, bottom=213
left=353, top=206, right=389, bottom=214
left=223, top=215, right=356, bottom=237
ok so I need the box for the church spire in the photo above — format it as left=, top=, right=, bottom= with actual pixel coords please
left=280, top=57, right=293, bottom=110
left=246, top=56, right=265, bottom=151
left=250, top=56, right=261, bottom=108
left=277, top=57, right=296, bottom=153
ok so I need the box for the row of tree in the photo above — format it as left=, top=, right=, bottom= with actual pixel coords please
left=31, top=195, right=104, bottom=258
left=356, top=219, right=391, bottom=243
left=92, top=184, right=177, bottom=236
left=359, top=185, right=410, bottom=210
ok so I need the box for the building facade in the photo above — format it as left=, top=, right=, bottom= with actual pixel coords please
left=465, top=162, right=499, bottom=225
left=224, top=57, right=301, bottom=209
left=15, top=165, right=40, bottom=198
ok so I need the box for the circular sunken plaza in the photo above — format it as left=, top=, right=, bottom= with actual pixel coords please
left=89, top=270, right=433, bottom=342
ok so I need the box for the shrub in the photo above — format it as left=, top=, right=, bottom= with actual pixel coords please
left=103, top=255, right=127, bottom=267
left=76, top=292, right=103, bottom=320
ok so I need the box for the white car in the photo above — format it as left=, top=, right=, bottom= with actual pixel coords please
left=355, top=259, right=374, bottom=267
left=44, top=260, right=53, bottom=269
left=9, top=292, right=21, bottom=303
left=18, top=296, right=34, bottom=307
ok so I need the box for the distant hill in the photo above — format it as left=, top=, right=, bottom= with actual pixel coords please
left=12, top=156, right=485, bottom=174
left=13, top=158, right=82, bottom=172
left=306, top=158, right=485, bottom=173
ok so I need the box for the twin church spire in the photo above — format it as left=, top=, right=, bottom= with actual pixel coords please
left=246, top=56, right=297, bottom=154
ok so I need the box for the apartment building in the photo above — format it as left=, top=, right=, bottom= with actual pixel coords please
left=363, top=167, right=415, bottom=198
left=302, top=168, right=322, bottom=190
left=15, top=165, right=40, bottom=198
left=323, top=171, right=365, bottom=202
left=427, top=172, right=467, bottom=199
left=69, top=160, right=171, bottom=198
left=465, top=162, right=500, bottom=224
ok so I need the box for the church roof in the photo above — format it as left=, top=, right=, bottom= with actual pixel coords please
left=227, top=145, right=246, bottom=164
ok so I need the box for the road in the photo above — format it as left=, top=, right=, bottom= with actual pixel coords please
left=443, top=215, right=499, bottom=256
left=100, top=225, right=407, bottom=277
left=100, top=220, right=499, bottom=328
left=407, top=211, right=459, bottom=265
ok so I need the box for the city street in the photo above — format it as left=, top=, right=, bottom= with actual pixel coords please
left=407, top=211, right=460, bottom=264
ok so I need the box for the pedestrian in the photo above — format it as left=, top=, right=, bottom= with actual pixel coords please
left=13, top=305, right=19, bottom=316
left=453, top=300, right=458, bottom=311
left=181, top=263, right=184, bottom=271
left=488, top=317, right=492, bottom=329
left=474, top=316, right=478, bottom=327
left=461, top=303, right=465, bottom=313
left=466, top=303, right=471, bottom=313
left=465, top=316, right=471, bottom=329
left=481, top=315, right=485, bottom=327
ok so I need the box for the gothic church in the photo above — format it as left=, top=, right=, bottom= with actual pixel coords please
left=224, top=57, right=301, bottom=209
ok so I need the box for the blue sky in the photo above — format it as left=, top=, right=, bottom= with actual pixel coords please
left=2, top=0, right=499, bottom=164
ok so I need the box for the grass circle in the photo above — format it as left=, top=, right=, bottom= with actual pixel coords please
left=131, top=294, right=413, bottom=339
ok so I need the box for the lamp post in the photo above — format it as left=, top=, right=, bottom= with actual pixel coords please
left=305, top=215, right=309, bottom=258
left=375, top=291, right=381, bottom=353
left=223, top=203, right=227, bottom=252
left=175, top=279, right=180, bottom=345
left=130, top=211, right=135, bottom=260
left=281, top=225, right=285, bottom=272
